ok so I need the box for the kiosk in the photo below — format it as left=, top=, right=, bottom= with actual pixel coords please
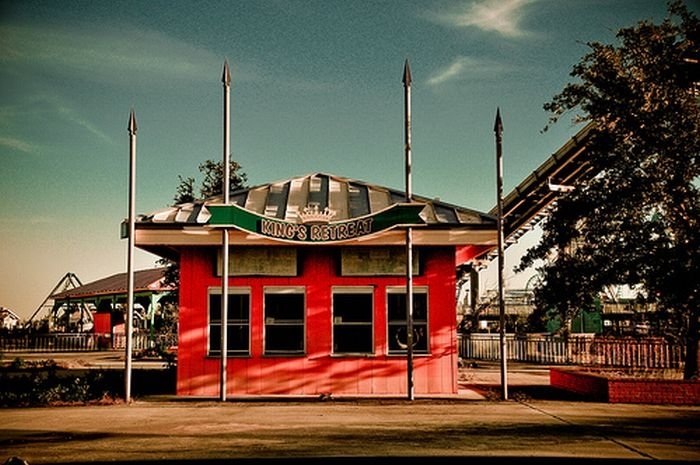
left=133, top=172, right=495, bottom=396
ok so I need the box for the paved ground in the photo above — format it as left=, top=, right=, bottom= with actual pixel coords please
left=1, top=354, right=699, bottom=464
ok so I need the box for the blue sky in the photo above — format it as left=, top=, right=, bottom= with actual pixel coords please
left=1, top=0, right=692, bottom=319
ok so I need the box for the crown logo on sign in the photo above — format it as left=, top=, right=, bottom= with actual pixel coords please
left=298, top=204, right=336, bottom=224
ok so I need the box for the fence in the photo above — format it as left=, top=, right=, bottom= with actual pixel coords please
left=1, top=331, right=684, bottom=368
left=111, top=333, right=178, bottom=351
left=459, top=333, right=685, bottom=369
left=0, top=332, right=177, bottom=353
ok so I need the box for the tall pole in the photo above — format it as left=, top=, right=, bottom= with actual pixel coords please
left=220, top=60, right=231, bottom=402
left=403, top=59, right=415, bottom=401
left=494, top=108, right=508, bottom=401
left=125, top=109, right=137, bottom=404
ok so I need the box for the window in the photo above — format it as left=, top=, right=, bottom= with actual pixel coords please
left=332, top=287, right=373, bottom=355
left=208, top=288, right=250, bottom=356
left=387, top=288, right=428, bottom=354
left=264, top=287, right=305, bottom=355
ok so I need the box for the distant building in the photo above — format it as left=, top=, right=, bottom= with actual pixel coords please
left=0, top=307, right=21, bottom=330
left=50, top=268, right=174, bottom=335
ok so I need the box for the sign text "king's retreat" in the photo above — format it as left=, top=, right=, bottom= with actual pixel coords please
left=260, top=218, right=374, bottom=242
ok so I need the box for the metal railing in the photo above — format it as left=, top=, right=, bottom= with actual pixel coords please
left=111, top=333, right=178, bottom=351
left=459, top=333, right=685, bottom=368
left=0, top=332, right=177, bottom=353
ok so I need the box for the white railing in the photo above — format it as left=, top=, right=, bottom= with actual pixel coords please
left=459, top=333, right=685, bottom=368
left=0, top=332, right=177, bottom=353
left=0, top=333, right=105, bottom=352
left=111, top=333, right=178, bottom=351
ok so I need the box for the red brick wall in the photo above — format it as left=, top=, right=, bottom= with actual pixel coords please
left=550, top=368, right=700, bottom=405
left=550, top=368, right=608, bottom=401
left=608, top=378, right=700, bottom=405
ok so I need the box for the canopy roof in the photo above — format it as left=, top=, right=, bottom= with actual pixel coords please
left=52, top=268, right=170, bottom=301
left=139, top=172, right=494, bottom=227
left=132, top=172, right=497, bottom=257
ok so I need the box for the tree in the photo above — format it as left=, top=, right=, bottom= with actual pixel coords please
left=173, top=175, right=195, bottom=205
left=157, top=159, right=248, bottom=298
left=518, top=1, right=700, bottom=379
left=172, top=159, right=247, bottom=205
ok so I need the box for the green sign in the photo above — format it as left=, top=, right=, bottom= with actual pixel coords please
left=207, top=203, right=425, bottom=244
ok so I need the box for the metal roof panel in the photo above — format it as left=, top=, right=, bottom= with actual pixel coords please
left=134, top=172, right=495, bottom=229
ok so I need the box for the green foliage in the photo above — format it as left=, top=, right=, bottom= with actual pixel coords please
left=159, top=158, right=249, bottom=301
left=172, top=159, right=247, bottom=205
left=198, top=159, right=247, bottom=199
left=0, top=360, right=118, bottom=407
left=173, top=175, right=195, bottom=204
left=519, top=1, right=699, bottom=378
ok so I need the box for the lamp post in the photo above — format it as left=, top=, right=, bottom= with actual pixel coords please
left=403, top=59, right=414, bottom=401
left=220, top=60, right=231, bottom=402
left=125, top=109, right=137, bottom=404
left=494, top=108, right=508, bottom=401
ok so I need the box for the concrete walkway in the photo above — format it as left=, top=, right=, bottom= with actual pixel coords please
left=1, top=397, right=699, bottom=464
left=1, top=357, right=698, bottom=464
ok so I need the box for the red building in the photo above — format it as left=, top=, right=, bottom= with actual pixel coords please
left=135, top=173, right=495, bottom=397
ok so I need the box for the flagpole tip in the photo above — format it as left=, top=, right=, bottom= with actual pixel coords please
left=128, top=109, right=137, bottom=134
left=494, top=107, right=503, bottom=133
left=222, top=60, right=231, bottom=85
left=402, top=59, right=412, bottom=86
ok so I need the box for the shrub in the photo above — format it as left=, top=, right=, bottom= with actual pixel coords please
left=0, top=360, right=119, bottom=407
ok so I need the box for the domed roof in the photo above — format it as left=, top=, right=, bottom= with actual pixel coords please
left=138, top=172, right=494, bottom=228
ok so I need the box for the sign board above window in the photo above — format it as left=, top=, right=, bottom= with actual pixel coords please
left=215, top=247, right=298, bottom=276
left=340, top=247, right=419, bottom=276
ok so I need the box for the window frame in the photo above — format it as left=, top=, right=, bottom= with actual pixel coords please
left=207, top=286, right=251, bottom=357
left=331, top=286, right=375, bottom=356
left=386, top=286, right=429, bottom=355
left=263, top=286, right=306, bottom=356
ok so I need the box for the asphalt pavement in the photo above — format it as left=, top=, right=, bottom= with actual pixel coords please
left=1, top=355, right=698, bottom=464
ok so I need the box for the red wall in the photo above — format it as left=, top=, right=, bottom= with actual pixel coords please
left=92, top=313, right=111, bottom=335
left=177, top=246, right=464, bottom=397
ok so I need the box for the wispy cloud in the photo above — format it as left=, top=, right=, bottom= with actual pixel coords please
left=425, top=0, right=539, bottom=37
left=55, top=104, right=112, bottom=144
left=0, top=23, right=228, bottom=87
left=0, top=136, right=33, bottom=154
left=0, top=96, right=113, bottom=146
left=427, top=56, right=511, bottom=86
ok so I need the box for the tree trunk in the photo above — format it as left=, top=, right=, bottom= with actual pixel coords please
left=683, top=311, right=699, bottom=380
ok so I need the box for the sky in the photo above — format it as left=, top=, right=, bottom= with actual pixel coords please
left=1, top=0, right=695, bottom=320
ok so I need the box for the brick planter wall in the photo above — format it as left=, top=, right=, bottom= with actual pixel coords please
left=550, top=368, right=608, bottom=401
left=550, top=368, right=700, bottom=405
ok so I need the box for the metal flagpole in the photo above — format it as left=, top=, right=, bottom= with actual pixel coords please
left=403, top=59, right=415, bottom=401
left=220, top=60, right=231, bottom=402
left=494, top=107, right=508, bottom=401
left=125, top=109, right=137, bottom=404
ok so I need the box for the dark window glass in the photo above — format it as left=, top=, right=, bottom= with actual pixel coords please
left=264, top=291, right=305, bottom=355
left=208, top=292, right=250, bottom=356
left=387, top=292, right=428, bottom=354
left=333, top=292, right=373, bottom=354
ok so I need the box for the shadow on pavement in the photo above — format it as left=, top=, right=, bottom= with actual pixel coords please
left=7, top=458, right=691, bottom=465
left=466, top=383, right=588, bottom=402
